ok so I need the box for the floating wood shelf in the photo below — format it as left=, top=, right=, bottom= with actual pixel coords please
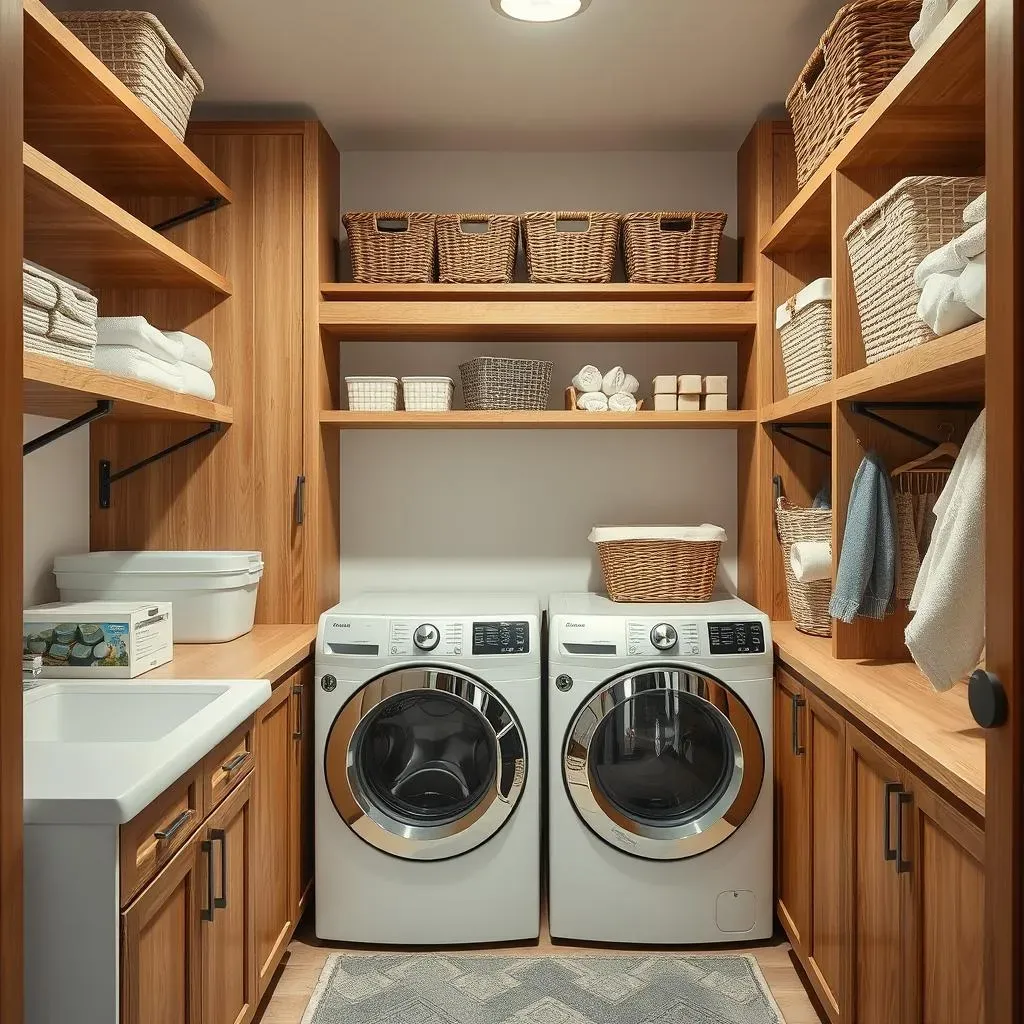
left=23, top=144, right=231, bottom=294
left=23, top=0, right=233, bottom=203
left=761, top=0, right=984, bottom=255
left=763, top=381, right=834, bottom=423
left=24, top=353, right=234, bottom=423
left=320, top=410, right=758, bottom=430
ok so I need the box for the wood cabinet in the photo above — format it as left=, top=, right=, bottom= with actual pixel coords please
left=291, top=662, right=315, bottom=916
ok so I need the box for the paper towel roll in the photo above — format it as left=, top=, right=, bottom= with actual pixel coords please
left=790, top=541, right=832, bottom=584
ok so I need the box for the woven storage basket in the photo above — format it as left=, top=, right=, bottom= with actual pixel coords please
left=622, top=212, right=727, bottom=284
left=786, top=0, right=918, bottom=188
left=436, top=215, right=519, bottom=284
left=846, top=175, right=985, bottom=364
left=343, top=212, right=436, bottom=283
left=777, top=278, right=833, bottom=394
left=776, top=498, right=832, bottom=637
left=521, top=212, right=620, bottom=283
left=57, top=12, right=203, bottom=140
left=589, top=526, right=725, bottom=603
left=459, top=357, right=552, bottom=411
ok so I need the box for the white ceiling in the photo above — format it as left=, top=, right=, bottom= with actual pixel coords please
left=57, top=0, right=846, bottom=151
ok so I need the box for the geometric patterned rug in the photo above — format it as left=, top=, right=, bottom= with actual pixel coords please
left=300, top=954, right=786, bottom=1024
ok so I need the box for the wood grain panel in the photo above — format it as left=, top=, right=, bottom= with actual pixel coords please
left=291, top=663, right=315, bottom=918
left=321, top=282, right=755, bottom=301
left=320, top=410, right=759, bottom=430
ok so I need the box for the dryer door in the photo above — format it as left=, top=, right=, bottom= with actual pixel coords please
left=324, top=668, right=527, bottom=860
left=564, top=668, right=764, bottom=861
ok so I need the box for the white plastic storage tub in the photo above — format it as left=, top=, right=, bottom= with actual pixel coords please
left=54, top=551, right=263, bottom=643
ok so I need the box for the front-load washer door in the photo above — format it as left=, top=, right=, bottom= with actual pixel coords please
left=324, top=668, right=527, bottom=861
left=564, top=669, right=764, bottom=861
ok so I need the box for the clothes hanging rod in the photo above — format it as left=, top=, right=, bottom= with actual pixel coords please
left=771, top=422, right=832, bottom=458
left=23, top=400, right=113, bottom=456
left=850, top=401, right=982, bottom=449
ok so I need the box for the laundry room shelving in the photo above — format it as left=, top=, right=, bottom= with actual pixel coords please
left=320, top=409, right=758, bottom=430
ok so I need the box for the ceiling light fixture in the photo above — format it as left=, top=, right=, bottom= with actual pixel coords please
left=492, top=0, right=592, bottom=23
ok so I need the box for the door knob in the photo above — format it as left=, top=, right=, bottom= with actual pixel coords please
left=969, top=669, right=1007, bottom=728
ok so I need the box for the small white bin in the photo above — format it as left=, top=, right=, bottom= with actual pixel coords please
left=345, top=375, right=398, bottom=411
left=54, top=550, right=264, bottom=644
left=401, top=376, right=454, bottom=412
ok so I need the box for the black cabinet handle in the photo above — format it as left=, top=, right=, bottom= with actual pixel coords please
left=221, top=752, right=248, bottom=773
left=293, top=684, right=304, bottom=740
left=896, top=791, right=912, bottom=874
left=883, top=782, right=900, bottom=862
left=154, top=808, right=192, bottom=842
left=211, top=828, right=227, bottom=909
left=294, top=474, right=307, bottom=525
left=791, top=694, right=806, bottom=756
left=201, top=839, right=215, bottom=922
left=969, top=669, right=1007, bottom=728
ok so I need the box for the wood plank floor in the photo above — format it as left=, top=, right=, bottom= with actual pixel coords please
left=256, top=916, right=826, bottom=1024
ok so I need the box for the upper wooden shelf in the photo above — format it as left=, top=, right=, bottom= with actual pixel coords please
left=319, top=283, right=757, bottom=338
left=763, top=380, right=834, bottom=423
left=24, top=143, right=231, bottom=294
left=24, top=353, right=234, bottom=423
left=320, top=410, right=758, bottom=430
left=761, top=0, right=984, bottom=255
left=23, top=0, right=233, bottom=203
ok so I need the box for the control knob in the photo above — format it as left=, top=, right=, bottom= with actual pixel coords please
left=650, top=623, right=678, bottom=651
left=413, top=623, right=440, bottom=652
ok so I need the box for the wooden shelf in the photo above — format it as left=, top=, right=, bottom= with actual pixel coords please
left=763, top=381, right=835, bottom=423
left=773, top=621, right=984, bottom=818
left=24, top=353, right=234, bottom=423
left=320, top=410, right=758, bottom=430
left=761, top=0, right=984, bottom=255
left=23, top=144, right=231, bottom=294
left=23, top=0, right=233, bottom=202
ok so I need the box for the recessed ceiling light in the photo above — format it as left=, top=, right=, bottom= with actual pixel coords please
left=492, top=0, right=592, bottom=23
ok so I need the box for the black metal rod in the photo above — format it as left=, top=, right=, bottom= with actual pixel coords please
left=23, top=400, right=113, bottom=456
left=152, top=196, right=226, bottom=233
left=771, top=422, right=832, bottom=458
left=850, top=401, right=982, bottom=449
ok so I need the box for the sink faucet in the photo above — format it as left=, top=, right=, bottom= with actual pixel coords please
left=22, top=655, right=44, bottom=691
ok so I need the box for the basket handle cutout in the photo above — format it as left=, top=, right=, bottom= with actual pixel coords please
left=801, top=46, right=826, bottom=95
left=659, top=216, right=694, bottom=234
left=458, top=218, right=491, bottom=235
left=162, top=38, right=188, bottom=83
left=555, top=216, right=593, bottom=234
left=375, top=216, right=410, bottom=234
left=858, top=207, right=887, bottom=243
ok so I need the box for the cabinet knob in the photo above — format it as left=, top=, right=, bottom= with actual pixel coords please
left=969, top=669, right=1007, bottom=729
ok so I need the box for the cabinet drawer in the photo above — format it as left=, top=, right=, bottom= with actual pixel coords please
left=120, top=766, right=204, bottom=906
left=203, top=715, right=255, bottom=812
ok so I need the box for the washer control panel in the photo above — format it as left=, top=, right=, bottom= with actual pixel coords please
left=707, top=620, right=766, bottom=655
left=321, top=615, right=533, bottom=658
left=472, top=620, right=531, bottom=655
left=626, top=620, right=701, bottom=657
left=389, top=619, right=466, bottom=657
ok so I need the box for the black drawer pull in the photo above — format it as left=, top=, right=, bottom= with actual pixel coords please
left=154, top=808, right=191, bottom=843
left=201, top=839, right=215, bottom=922
left=896, top=791, right=913, bottom=874
left=211, top=828, right=228, bottom=909
left=293, top=684, right=304, bottom=740
left=883, top=782, right=900, bottom=862
left=221, top=752, right=248, bottom=773
left=791, top=694, right=806, bottom=756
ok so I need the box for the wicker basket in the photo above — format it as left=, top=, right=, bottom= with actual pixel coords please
left=786, top=0, right=919, bottom=188
left=845, top=175, right=985, bottom=363
left=589, top=526, right=725, bottom=603
left=436, top=215, right=518, bottom=284
left=345, top=376, right=398, bottom=412
left=622, top=212, right=727, bottom=284
left=777, top=278, right=833, bottom=394
left=776, top=498, right=832, bottom=637
left=459, top=357, right=552, bottom=411
left=57, top=12, right=204, bottom=140
left=343, top=212, right=436, bottom=283
left=521, top=212, right=620, bottom=283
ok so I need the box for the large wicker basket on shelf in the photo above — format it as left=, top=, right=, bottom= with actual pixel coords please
left=776, top=498, right=832, bottom=637
left=343, top=212, right=437, bottom=283
left=777, top=278, right=833, bottom=394
left=57, top=11, right=204, bottom=140
left=786, top=0, right=919, bottom=188
left=520, top=212, right=620, bottom=283
left=436, top=214, right=519, bottom=284
left=622, top=212, right=727, bottom=283
left=459, top=357, right=552, bottom=411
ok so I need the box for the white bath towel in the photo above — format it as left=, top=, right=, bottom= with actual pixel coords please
left=602, top=366, right=626, bottom=396
left=572, top=365, right=603, bottom=393
left=790, top=541, right=832, bottom=584
left=963, top=191, right=987, bottom=225
left=607, top=393, right=637, bottom=413
left=24, top=332, right=95, bottom=367
left=96, top=316, right=183, bottom=364
left=49, top=311, right=97, bottom=347
left=917, top=272, right=980, bottom=336
left=23, top=261, right=98, bottom=325
left=179, top=363, right=216, bottom=401
left=622, top=374, right=639, bottom=396
left=906, top=411, right=986, bottom=690
left=910, top=0, right=950, bottom=50
left=576, top=392, right=609, bottom=412
left=914, top=221, right=987, bottom=287
left=23, top=305, right=49, bottom=336
left=956, top=252, right=986, bottom=318
left=164, top=330, right=214, bottom=372
left=94, top=344, right=184, bottom=392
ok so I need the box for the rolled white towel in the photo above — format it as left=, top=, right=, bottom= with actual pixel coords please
left=963, top=192, right=986, bottom=225
left=94, top=344, right=184, bottom=392
left=914, top=221, right=987, bottom=287
left=163, top=330, right=213, bottom=372
left=96, top=316, right=183, bottom=364
left=621, top=373, right=639, bottom=396
left=608, top=393, right=637, bottom=413
left=918, top=272, right=980, bottom=336
left=601, top=366, right=626, bottom=396
left=790, top=541, right=832, bottom=584
left=910, top=0, right=950, bottom=50
left=955, top=252, right=986, bottom=318
left=576, top=392, right=609, bottom=412
left=178, top=362, right=216, bottom=401
left=572, top=364, right=602, bottom=393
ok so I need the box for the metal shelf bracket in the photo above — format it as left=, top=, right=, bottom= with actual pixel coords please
left=152, top=197, right=227, bottom=234
left=23, top=400, right=113, bottom=456
left=850, top=401, right=982, bottom=448
left=771, top=421, right=832, bottom=458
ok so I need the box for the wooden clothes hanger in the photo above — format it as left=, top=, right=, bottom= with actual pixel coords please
left=890, top=422, right=960, bottom=480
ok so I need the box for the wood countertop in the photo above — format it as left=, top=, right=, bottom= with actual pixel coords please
left=772, top=621, right=985, bottom=819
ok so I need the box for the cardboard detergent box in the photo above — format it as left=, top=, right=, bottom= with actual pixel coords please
left=23, top=601, right=173, bottom=677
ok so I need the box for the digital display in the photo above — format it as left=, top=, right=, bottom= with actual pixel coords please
left=472, top=620, right=530, bottom=655
left=708, top=620, right=765, bottom=655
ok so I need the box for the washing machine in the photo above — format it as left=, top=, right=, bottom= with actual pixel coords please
left=547, top=592, right=773, bottom=945
left=315, top=592, right=541, bottom=944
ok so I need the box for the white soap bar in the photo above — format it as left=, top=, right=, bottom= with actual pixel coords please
left=653, top=393, right=678, bottom=411
left=703, top=393, right=729, bottom=411
left=677, top=395, right=701, bottom=412
left=677, top=374, right=702, bottom=395
left=703, top=375, right=729, bottom=395
left=653, top=375, right=677, bottom=394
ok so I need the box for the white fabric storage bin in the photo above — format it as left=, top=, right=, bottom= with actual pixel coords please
left=53, top=550, right=263, bottom=643
left=345, top=375, right=398, bottom=411
left=401, top=376, right=453, bottom=411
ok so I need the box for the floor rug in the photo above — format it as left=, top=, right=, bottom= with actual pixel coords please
left=300, top=953, right=786, bottom=1024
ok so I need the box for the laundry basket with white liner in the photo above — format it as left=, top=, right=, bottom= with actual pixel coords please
left=589, top=525, right=726, bottom=603
left=401, top=376, right=454, bottom=412
left=53, top=551, right=263, bottom=643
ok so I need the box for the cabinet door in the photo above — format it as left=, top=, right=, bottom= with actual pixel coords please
left=121, top=831, right=203, bottom=1024
left=290, top=662, right=315, bottom=917
left=846, top=728, right=905, bottom=1024
left=203, top=775, right=258, bottom=1024
left=774, top=668, right=810, bottom=948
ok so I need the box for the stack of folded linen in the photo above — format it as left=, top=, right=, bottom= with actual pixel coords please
left=572, top=365, right=639, bottom=412
left=23, top=261, right=98, bottom=367
left=94, top=316, right=217, bottom=400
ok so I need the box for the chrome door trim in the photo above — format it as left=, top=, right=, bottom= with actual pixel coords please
left=324, top=667, right=527, bottom=861
left=563, top=668, right=764, bottom=861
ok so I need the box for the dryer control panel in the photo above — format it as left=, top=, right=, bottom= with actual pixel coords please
left=321, top=615, right=532, bottom=658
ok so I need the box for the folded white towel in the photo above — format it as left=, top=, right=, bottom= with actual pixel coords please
left=23, top=305, right=49, bottom=336
left=577, top=392, right=609, bottom=412
left=164, top=330, right=214, bottom=372
left=790, top=541, right=832, bottom=584
left=914, top=221, right=987, bottom=287
left=602, top=366, right=626, bottom=396
left=622, top=374, right=639, bottom=396
left=23, top=261, right=98, bottom=326
left=917, top=272, right=980, bottom=336
left=96, top=316, right=183, bottom=365
left=956, top=253, right=986, bottom=318
left=963, top=191, right=987, bottom=225
left=49, top=311, right=97, bottom=348
left=24, top=331, right=95, bottom=367
left=608, top=393, right=637, bottom=413
left=179, top=363, right=216, bottom=401
left=910, top=0, right=950, bottom=50
left=572, top=365, right=603, bottom=393
left=94, top=344, right=184, bottom=392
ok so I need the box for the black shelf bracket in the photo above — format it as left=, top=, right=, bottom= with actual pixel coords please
left=152, top=197, right=227, bottom=234
left=850, top=401, right=982, bottom=449
left=771, top=421, right=832, bottom=458
left=23, top=400, right=113, bottom=456
left=98, top=422, right=224, bottom=508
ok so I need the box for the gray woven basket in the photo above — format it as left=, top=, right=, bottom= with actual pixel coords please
left=459, top=357, right=553, bottom=411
